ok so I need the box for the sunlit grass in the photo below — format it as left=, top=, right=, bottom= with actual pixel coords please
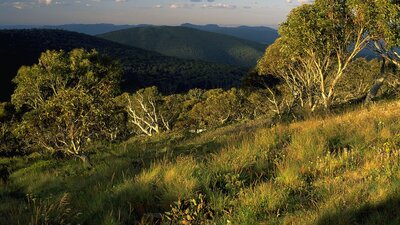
left=1, top=100, right=400, bottom=224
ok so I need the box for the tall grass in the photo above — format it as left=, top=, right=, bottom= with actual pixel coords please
left=1, top=101, right=400, bottom=224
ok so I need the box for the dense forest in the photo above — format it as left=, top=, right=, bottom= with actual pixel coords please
left=0, top=0, right=399, bottom=224
left=0, top=24, right=139, bottom=35
left=98, top=26, right=266, bottom=67
left=0, top=29, right=246, bottom=101
left=181, top=23, right=279, bottom=45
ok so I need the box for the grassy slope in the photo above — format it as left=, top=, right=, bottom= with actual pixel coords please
left=1, top=101, right=400, bottom=224
left=0, top=29, right=246, bottom=101
left=98, top=26, right=266, bottom=67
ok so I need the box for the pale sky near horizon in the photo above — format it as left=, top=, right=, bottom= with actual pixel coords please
left=0, top=0, right=311, bottom=26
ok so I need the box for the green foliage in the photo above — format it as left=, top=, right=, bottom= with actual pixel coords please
left=1, top=100, right=400, bottom=224
left=210, top=172, right=245, bottom=196
left=12, top=49, right=121, bottom=110
left=162, top=94, right=186, bottom=129
left=164, top=193, right=214, bottom=224
left=351, top=0, right=400, bottom=67
left=98, top=26, right=266, bottom=67
left=336, top=58, right=380, bottom=102
left=182, top=87, right=281, bottom=128
left=120, top=87, right=181, bottom=136
left=188, top=89, right=243, bottom=127
left=279, top=0, right=368, bottom=59
left=0, top=102, right=24, bottom=157
left=0, top=29, right=247, bottom=102
left=0, top=102, right=15, bottom=121
left=0, top=122, right=24, bottom=157
left=257, top=0, right=389, bottom=110
left=26, top=193, right=80, bottom=225
left=12, top=49, right=123, bottom=156
left=120, top=86, right=277, bottom=134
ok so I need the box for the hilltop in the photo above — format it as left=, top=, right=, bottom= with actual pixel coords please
left=0, top=29, right=246, bottom=101
left=0, top=24, right=145, bottom=35
left=0, top=23, right=279, bottom=44
left=98, top=26, right=266, bottom=67
left=181, top=23, right=279, bottom=45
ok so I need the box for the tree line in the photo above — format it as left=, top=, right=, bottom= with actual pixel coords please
left=0, top=49, right=278, bottom=159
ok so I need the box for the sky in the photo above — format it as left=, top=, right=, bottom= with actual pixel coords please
left=0, top=0, right=312, bottom=26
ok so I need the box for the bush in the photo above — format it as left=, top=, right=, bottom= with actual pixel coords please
left=164, top=193, right=214, bottom=224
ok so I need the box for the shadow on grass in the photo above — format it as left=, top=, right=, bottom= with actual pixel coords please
left=0, top=135, right=227, bottom=224
left=1, top=119, right=272, bottom=224
left=316, top=195, right=400, bottom=225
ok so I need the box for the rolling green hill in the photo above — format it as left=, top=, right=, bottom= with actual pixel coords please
left=0, top=29, right=247, bottom=101
left=181, top=23, right=279, bottom=45
left=98, top=26, right=266, bottom=67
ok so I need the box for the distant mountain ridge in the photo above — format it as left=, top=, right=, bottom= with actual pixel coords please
left=0, top=29, right=246, bottom=101
left=98, top=26, right=266, bottom=67
left=181, top=23, right=279, bottom=45
left=0, top=23, right=279, bottom=44
left=0, top=24, right=150, bottom=35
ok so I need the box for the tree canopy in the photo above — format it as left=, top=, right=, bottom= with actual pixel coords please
left=360, top=0, right=400, bottom=67
left=12, top=49, right=123, bottom=157
left=257, top=0, right=393, bottom=110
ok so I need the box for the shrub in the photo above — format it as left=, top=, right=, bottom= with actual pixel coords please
left=164, top=193, right=214, bottom=224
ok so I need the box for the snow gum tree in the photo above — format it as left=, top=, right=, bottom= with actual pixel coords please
left=12, top=49, right=123, bottom=158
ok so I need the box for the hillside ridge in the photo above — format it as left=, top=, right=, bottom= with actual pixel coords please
left=98, top=26, right=266, bottom=67
left=0, top=29, right=246, bottom=101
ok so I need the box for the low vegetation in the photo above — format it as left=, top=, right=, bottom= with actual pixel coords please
left=1, top=100, right=400, bottom=224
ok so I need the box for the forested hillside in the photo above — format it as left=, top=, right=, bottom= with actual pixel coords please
left=98, top=26, right=266, bottom=67
left=0, top=29, right=246, bottom=101
left=0, top=24, right=138, bottom=35
left=181, top=23, right=279, bottom=45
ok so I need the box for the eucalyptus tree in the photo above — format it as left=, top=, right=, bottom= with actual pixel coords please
left=188, top=88, right=244, bottom=127
left=354, top=0, right=400, bottom=102
left=122, top=87, right=183, bottom=136
left=258, top=0, right=377, bottom=109
left=359, top=0, right=400, bottom=67
left=257, top=38, right=315, bottom=110
left=12, top=49, right=123, bottom=158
